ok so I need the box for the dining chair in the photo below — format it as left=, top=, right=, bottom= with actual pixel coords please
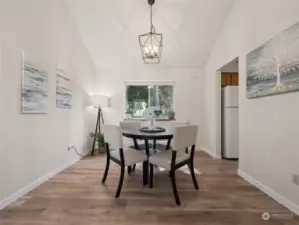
left=155, top=121, right=190, bottom=151
left=120, top=120, right=141, bottom=131
left=120, top=120, right=144, bottom=173
left=120, top=120, right=157, bottom=173
left=102, top=124, right=147, bottom=198
left=119, top=120, right=143, bottom=148
left=148, top=124, right=199, bottom=205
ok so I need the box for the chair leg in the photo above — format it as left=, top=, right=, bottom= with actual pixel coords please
left=143, top=161, right=148, bottom=186
left=149, top=163, right=154, bottom=188
left=115, top=165, right=125, bottom=198
left=170, top=170, right=181, bottom=205
left=132, top=164, right=136, bottom=171
left=185, top=147, right=188, bottom=154
left=102, top=154, right=110, bottom=184
left=190, top=161, right=199, bottom=189
left=128, top=166, right=132, bottom=175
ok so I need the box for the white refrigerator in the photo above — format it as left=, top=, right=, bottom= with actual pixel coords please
left=222, top=86, right=239, bottom=159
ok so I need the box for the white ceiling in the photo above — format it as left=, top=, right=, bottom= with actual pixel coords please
left=65, top=0, right=234, bottom=68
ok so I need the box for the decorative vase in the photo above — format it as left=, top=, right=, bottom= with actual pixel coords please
left=149, top=117, right=156, bottom=129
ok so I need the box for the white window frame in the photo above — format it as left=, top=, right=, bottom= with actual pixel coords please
left=124, top=80, right=175, bottom=120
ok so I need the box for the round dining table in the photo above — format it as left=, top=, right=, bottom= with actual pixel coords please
left=122, top=127, right=173, bottom=185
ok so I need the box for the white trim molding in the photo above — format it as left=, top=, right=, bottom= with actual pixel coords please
left=0, top=156, right=82, bottom=211
left=238, top=169, right=299, bottom=216
left=200, top=146, right=221, bottom=159
left=124, top=80, right=175, bottom=86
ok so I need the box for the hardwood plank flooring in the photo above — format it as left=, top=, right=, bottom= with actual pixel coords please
left=0, top=151, right=298, bottom=225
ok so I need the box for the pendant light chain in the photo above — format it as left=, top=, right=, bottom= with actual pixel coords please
left=150, top=4, right=153, bottom=46
left=150, top=5, right=155, bottom=34
left=138, top=0, right=163, bottom=64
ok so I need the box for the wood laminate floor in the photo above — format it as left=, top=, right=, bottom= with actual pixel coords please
left=0, top=151, right=298, bottom=225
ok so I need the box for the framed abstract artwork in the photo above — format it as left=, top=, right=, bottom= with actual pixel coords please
left=247, top=21, right=299, bottom=98
left=56, top=66, right=72, bottom=108
left=21, top=51, right=49, bottom=114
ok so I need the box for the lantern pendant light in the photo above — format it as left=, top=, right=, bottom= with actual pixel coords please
left=138, top=0, right=163, bottom=64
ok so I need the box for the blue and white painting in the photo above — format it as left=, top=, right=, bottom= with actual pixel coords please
left=21, top=52, right=48, bottom=114
left=247, top=21, right=299, bottom=98
left=56, top=68, right=72, bottom=108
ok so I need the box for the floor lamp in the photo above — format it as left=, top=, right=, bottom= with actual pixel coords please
left=89, top=95, right=110, bottom=156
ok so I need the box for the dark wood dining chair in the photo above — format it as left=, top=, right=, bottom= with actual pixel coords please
left=148, top=125, right=199, bottom=205
left=119, top=120, right=153, bottom=174
left=102, top=124, right=147, bottom=198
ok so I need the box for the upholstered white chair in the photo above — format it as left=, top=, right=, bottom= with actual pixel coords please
left=149, top=124, right=199, bottom=205
left=120, top=120, right=146, bottom=174
left=102, top=124, right=147, bottom=198
left=120, top=120, right=142, bottom=148
left=155, top=120, right=191, bottom=150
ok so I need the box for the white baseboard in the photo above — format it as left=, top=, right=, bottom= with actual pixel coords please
left=0, top=156, right=82, bottom=211
left=238, top=169, right=299, bottom=216
left=200, top=147, right=221, bottom=159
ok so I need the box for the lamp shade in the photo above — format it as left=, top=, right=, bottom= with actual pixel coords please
left=89, top=95, right=110, bottom=108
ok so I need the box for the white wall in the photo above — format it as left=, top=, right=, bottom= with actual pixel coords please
left=93, top=67, right=203, bottom=146
left=221, top=59, right=238, bottom=73
left=203, top=0, right=299, bottom=212
left=0, top=0, right=96, bottom=203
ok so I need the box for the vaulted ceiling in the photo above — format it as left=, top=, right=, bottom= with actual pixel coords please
left=65, top=0, right=234, bottom=68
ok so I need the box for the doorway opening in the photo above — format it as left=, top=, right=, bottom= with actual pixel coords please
left=217, top=58, right=239, bottom=160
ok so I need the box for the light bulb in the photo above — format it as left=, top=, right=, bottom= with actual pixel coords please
left=144, top=46, right=149, bottom=53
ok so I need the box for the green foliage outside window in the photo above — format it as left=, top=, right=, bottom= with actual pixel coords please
left=125, top=85, right=174, bottom=118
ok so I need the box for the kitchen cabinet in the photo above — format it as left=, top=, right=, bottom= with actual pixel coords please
left=222, top=72, right=238, bottom=87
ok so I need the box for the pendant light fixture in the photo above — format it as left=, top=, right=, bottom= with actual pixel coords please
left=138, top=0, right=163, bottom=64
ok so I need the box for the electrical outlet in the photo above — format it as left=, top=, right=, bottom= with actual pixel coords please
left=292, top=174, right=299, bottom=186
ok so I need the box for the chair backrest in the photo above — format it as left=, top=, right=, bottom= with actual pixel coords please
left=169, top=121, right=190, bottom=128
left=172, top=125, right=198, bottom=151
left=155, top=120, right=190, bottom=129
left=120, top=120, right=141, bottom=130
left=103, top=124, right=123, bottom=150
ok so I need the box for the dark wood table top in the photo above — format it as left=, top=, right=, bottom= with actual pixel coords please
left=122, top=127, right=173, bottom=140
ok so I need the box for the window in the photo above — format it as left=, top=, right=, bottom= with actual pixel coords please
left=125, top=84, right=174, bottom=119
